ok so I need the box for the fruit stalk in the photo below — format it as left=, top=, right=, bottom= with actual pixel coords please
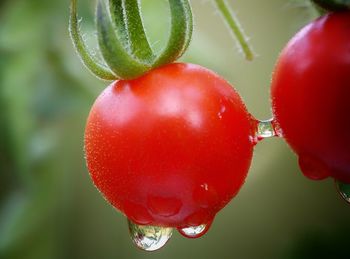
left=214, top=0, right=254, bottom=61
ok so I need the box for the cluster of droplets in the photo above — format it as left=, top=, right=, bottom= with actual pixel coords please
left=126, top=118, right=349, bottom=251
left=128, top=220, right=210, bottom=251
left=254, top=119, right=350, bottom=205
left=126, top=119, right=277, bottom=251
left=254, top=118, right=350, bottom=204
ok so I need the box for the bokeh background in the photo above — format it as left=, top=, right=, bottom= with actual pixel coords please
left=1, top=0, right=349, bottom=258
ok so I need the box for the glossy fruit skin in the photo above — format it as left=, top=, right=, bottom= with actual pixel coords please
left=271, top=12, right=350, bottom=183
left=85, top=63, right=255, bottom=228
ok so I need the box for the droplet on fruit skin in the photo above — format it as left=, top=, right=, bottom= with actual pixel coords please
left=147, top=196, right=182, bottom=217
left=128, top=219, right=173, bottom=251
left=177, top=221, right=212, bottom=239
left=336, top=180, right=350, bottom=204
left=298, top=155, right=331, bottom=181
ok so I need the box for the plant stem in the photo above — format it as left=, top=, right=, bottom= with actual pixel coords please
left=214, top=0, right=254, bottom=61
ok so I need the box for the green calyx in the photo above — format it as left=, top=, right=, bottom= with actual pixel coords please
left=312, top=0, right=350, bottom=12
left=69, top=0, right=193, bottom=81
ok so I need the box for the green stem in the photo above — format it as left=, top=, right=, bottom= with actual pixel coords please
left=153, top=0, right=193, bottom=67
left=214, top=0, right=254, bottom=61
left=69, top=0, right=118, bottom=80
left=123, top=0, right=155, bottom=62
left=96, top=0, right=151, bottom=79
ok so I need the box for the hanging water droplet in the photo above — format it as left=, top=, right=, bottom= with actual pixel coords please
left=336, top=180, right=350, bottom=204
left=256, top=118, right=278, bottom=140
left=128, top=219, right=173, bottom=251
left=251, top=118, right=283, bottom=143
left=178, top=223, right=211, bottom=238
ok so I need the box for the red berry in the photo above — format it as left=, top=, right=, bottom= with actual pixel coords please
left=85, top=63, right=255, bottom=228
left=271, top=12, right=350, bottom=183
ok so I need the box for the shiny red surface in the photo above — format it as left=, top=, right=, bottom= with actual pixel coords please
left=271, top=12, right=350, bottom=183
left=85, top=63, right=255, bottom=227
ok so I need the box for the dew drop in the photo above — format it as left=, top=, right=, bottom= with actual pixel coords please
left=256, top=118, right=278, bottom=140
left=336, top=181, right=350, bottom=204
left=178, top=223, right=211, bottom=239
left=128, top=219, right=173, bottom=251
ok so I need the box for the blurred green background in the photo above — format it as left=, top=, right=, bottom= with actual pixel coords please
left=1, top=0, right=349, bottom=258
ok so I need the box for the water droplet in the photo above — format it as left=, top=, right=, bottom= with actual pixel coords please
left=336, top=180, right=350, bottom=204
left=218, top=106, right=226, bottom=119
left=256, top=118, right=278, bottom=141
left=178, top=222, right=211, bottom=239
left=147, top=196, right=182, bottom=217
left=298, top=155, right=330, bottom=180
left=128, top=219, right=173, bottom=251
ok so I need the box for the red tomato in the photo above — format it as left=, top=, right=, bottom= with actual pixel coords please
left=271, top=12, right=350, bottom=183
left=85, top=63, right=255, bottom=228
